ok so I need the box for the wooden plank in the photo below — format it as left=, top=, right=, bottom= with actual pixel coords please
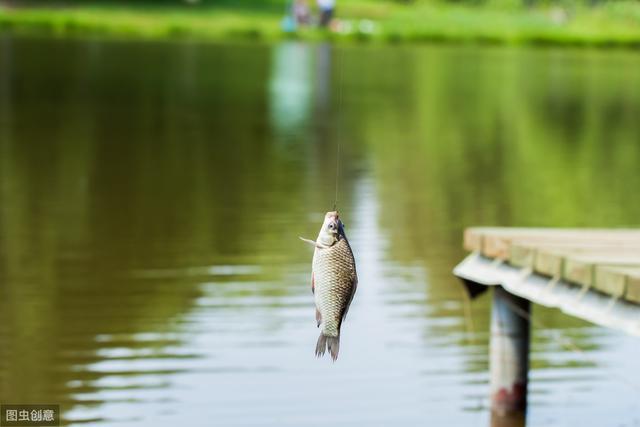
left=509, top=242, right=640, bottom=269
left=534, top=251, right=565, bottom=278
left=521, top=250, right=640, bottom=294
left=464, top=227, right=640, bottom=259
left=493, top=234, right=640, bottom=259
left=508, top=244, right=640, bottom=279
left=627, top=273, right=640, bottom=304
left=595, top=267, right=640, bottom=299
left=463, top=228, right=484, bottom=253
left=594, top=267, right=628, bottom=298
left=563, top=255, right=640, bottom=290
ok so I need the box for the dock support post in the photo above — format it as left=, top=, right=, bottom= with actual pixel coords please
left=490, top=286, right=530, bottom=416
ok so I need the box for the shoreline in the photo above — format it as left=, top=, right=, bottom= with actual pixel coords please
left=2, top=4, right=640, bottom=48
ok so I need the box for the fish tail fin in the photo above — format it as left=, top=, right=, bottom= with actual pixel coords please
left=315, top=332, right=340, bottom=361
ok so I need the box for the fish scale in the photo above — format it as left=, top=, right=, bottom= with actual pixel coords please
left=313, top=237, right=356, bottom=337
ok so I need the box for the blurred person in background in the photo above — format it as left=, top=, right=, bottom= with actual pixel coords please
left=317, top=0, right=335, bottom=27
left=294, top=0, right=311, bottom=26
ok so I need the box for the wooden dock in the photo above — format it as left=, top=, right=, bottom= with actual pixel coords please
left=453, top=227, right=640, bottom=418
left=462, top=227, right=640, bottom=303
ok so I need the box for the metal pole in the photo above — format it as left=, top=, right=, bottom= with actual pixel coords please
left=490, top=286, right=530, bottom=416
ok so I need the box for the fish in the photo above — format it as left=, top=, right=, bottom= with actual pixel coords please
left=300, top=211, right=357, bottom=361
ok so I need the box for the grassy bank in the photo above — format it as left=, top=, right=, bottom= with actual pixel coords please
left=2, top=1, right=640, bottom=46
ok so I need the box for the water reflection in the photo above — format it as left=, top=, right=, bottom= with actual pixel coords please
left=269, top=42, right=314, bottom=134
left=0, top=37, right=639, bottom=427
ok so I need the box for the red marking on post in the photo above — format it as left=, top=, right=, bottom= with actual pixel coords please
left=492, top=382, right=527, bottom=413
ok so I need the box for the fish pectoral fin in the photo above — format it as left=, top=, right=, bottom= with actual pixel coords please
left=299, top=236, right=317, bottom=247
left=299, top=236, right=330, bottom=249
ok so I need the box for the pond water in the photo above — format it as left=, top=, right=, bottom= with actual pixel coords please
left=1, top=36, right=639, bottom=427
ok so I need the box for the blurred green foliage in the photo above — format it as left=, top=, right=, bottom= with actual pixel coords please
left=2, top=0, right=640, bottom=45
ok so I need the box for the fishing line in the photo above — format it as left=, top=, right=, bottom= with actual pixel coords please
left=333, top=46, right=345, bottom=212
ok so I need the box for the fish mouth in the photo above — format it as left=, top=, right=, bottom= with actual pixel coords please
left=325, top=211, right=339, bottom=221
